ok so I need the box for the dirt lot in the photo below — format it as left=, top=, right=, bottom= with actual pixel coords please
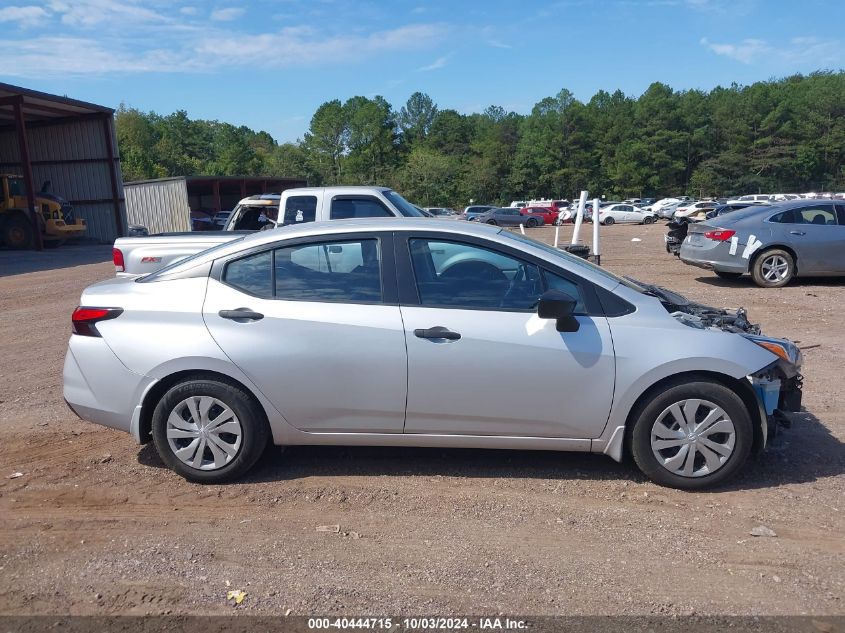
left=0, top=225, right=842, bottom=617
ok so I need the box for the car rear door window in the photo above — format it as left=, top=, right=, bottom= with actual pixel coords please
left=274, top=239, right=382, bottom=303
left=330, top=196, right=392, bottom=219
left=222, top=250, right=273, bottom=297
left=281, top=196, right=317, bottom=225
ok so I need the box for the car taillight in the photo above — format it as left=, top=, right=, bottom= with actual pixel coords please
left=703, top=229, right=736, bottom=242
left=72, top=307, right=123, bottom=337
left=113, top=248, right=125, bottom=272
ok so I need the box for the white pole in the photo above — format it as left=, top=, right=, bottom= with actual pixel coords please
left=519, top=223, right=525, bottom=235
left=592, top=198, right=601, bottom=265
left=571, top=190, right=588, bottom=245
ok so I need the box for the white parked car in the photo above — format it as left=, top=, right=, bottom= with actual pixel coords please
left=648, top=198, right=680, bottom=213
left=674, top=201, right=718, bottom=220
left=597, top=204, right=656, bottom=225
left=726, top=194, right=772, bottom=205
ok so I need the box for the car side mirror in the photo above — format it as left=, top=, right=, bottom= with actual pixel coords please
left=537, top=289, right=580, bottom=332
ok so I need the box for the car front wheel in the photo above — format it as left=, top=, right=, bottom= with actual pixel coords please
left=629, top=379, right=753, bottom=489
left=751, top=248, right=795, bottom=288
left=152, top=377, right=270, bottom=483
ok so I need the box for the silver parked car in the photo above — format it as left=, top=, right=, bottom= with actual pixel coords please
left=680, top=200, right=845, bottom=287
left=476, top=207, right=546, bottom=227
left=64, top=219, right=802, bottom=489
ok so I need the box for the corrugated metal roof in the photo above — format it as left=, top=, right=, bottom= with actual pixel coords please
left=0, top=81, right=113, bottom=127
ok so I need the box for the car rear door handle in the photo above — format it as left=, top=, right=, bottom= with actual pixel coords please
left=789, top=230, right=805, bottom=236
left=414, top=326, right=461, bottom=340
left=219, top=308, right=264, bottom=322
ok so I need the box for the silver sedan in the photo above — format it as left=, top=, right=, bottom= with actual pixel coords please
left=64, top=219, right=802, bottom=488
left=680, top=200, right=845, bottom=287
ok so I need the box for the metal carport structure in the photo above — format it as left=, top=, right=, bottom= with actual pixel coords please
left=0, top=82, right=125, bottom=250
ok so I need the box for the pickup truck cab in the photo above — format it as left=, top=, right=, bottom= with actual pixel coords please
left=113, top=186, right=424, bottom=276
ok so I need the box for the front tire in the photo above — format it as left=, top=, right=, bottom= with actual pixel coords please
left=151, top=377, right=270, bottom=483
left=751, top=248, right=794, bottom=288
left=629, top=379, right=753, bottom=489
left=643, top=216, right=655, bottom=225
left=2, top=216, right=34, bottom=249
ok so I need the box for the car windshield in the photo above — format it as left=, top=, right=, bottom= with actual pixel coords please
left=501, top=231, right=646, bottom=293
left=383, top=190, right=425, bottom=217
left=136, top=236, right=247, bottom=283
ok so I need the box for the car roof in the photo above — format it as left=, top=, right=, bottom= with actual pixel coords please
left=708, top=199, right=836, bottom=225
left=281, top=186, right=391, bottom=195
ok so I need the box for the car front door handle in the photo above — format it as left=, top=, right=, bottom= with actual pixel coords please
left=789, top=230, right=805, bottom=236
left=414, top=326, right=461, bottom=340
left=219, top=308, right=264, bottom=322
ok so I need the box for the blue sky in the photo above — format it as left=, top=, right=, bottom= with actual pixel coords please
left=1, top=0, right=842, bottom=142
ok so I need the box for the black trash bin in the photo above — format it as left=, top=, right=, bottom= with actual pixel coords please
left=562, top=244, right=590, bottom=260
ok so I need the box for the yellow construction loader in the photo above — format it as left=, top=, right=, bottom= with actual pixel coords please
left=0, top=174, right=86, bottom=248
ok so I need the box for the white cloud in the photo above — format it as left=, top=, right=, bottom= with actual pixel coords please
left=0, top=22, right=450, bottom=77
left=700, top=37, right=771, bottom=64
left=0, top=36, right=181, bottom=75
left=210, top=7, right=244, bottom=21
left=0, top=5, right=49, bottom=26
left=179, top=6, right=198, bottom=15
left=418, top=54, right=450, bottom=71
left=48, top=0, right=167, bottom=27
left=701, top=36, right=842, bottom=66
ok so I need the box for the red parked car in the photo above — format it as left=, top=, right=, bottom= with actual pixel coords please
left=520, top=206, right=562, bottom=225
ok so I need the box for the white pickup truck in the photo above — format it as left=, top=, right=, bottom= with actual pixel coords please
left=112, top=186, right=425, bottom=276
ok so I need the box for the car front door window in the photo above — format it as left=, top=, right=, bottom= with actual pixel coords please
left=409, top=239, right=543, bottom=310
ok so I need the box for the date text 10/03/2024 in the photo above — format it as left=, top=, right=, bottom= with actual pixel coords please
left=307, top=617, right=528, bottom=630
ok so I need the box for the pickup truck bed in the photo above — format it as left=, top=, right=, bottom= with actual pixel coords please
left=114, top=232, right=247, bottom=277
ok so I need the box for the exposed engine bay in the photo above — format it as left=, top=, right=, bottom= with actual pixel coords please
left=627, top=278, right=760, bottom=334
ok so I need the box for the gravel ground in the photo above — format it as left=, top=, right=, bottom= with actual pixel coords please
left=0, top=225, right=842, bottom=616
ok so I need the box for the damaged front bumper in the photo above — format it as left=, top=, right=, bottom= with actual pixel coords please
left=747, top=339, right=803, bottom=446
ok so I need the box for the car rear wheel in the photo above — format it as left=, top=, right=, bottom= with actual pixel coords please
left=751, top=249, right=794, bottom=288
left=526, top=218, right=538, bottom=228
left=715, top=271, right=742, bottom=280
left=486, top=219, right=498, bottom=225
left=603, top=217, right=614, bottom=226
left=629, top=379, right=753, bottom=489
left=152, top=377, right=270, bottom=483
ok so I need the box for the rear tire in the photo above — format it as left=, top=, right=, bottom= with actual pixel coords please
left=2, top=215, right=34, bottom=249
left=151, top=377, right=270, bottom=483
left=603, top=217, right=615, bottom=226
left=486, top=219, right=498, bottom=225
left=629, top=379, right=753, bottom=489
left=751, top=248, right=794, bottom=288
left=715, top=271, right=742, bottom=280
left=526, top=218, right=538, bottom=228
